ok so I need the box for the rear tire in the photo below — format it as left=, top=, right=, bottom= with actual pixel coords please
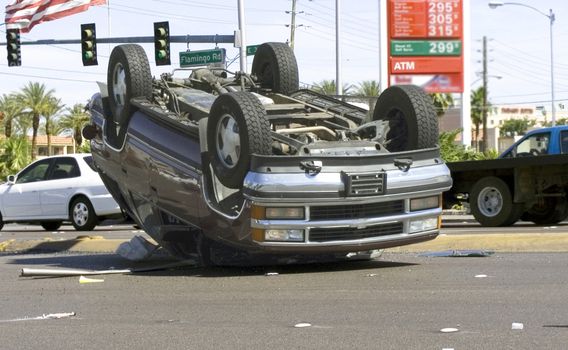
left=372, top=85, right=438, bottom=152
left=107, top=44, right=152, bottom=128
left=522, top=198, right=568, bottom=225
left=41, top=221, right=62, bottom=231
left=470, top=177, right=523, bottom=227
left=207, top=92, right=272, bottom=189
left=252, top=42, right=299, bottom=95
left=70, top=197, right=99, bottom=231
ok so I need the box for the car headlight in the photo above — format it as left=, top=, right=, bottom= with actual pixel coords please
left=252, top=228, right=305, bottom=242
left=251, top=205, right=305, bottom=220
left=410, top=195, right=440, bottom=211
left=409, top=217, right=440, bottom=233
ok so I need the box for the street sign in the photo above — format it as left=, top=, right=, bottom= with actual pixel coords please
left=246, top=45, right=259, bottom=56
left=391, top=40, right=461, bottom=56
left=179, top=48, right=225, bottom=67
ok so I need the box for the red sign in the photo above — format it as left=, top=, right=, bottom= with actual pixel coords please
left=390, top=57, right=462, bottom=73
left=390, top=0, right=462, bottom=38
left=387, top=0, right=464, bottom=93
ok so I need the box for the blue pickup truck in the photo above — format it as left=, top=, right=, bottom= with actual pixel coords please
left=445, top=125, right=568, bottom=226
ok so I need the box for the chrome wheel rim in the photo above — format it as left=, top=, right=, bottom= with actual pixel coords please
left=477, top=186, right=503, bottom=217
left=215, top=114, right=241, bottom=169
left=112, top=62, right=127, bottom=114
left=73, top=202, right=89, bottom=227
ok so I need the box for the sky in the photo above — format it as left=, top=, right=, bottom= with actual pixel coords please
left=1, top=0, right=568, bottom=114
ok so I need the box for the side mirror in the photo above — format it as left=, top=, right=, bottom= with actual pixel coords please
left=7, top=175, right=15, bottom=184
left=82, top=124, right=98, bottom=141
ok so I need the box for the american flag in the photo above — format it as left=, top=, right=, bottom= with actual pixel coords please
left=5, top=0, right=107, bottom=33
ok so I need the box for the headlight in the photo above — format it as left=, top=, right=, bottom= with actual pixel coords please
left=251, top=205, right=305, bottom=220
left=409, top=217, right=440, bottom=233
left=252, top=228, right=305, bottom=242
left=410, top=196, right=440, bottom=211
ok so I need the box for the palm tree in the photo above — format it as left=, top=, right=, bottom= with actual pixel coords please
left=311, top=80, right=352, bottom=96
left=353, top=80, right=381, bottom=97
left=0, top=93, right=23, bottom=138
left=42, top=97, right=64, bottom=156
left=430, top=93, right=454, bottom=118
left=16, top=82, right=55, bottom=160
left=470, top=87, right=486, bottom=149
left=59, top=103, right=90, bottom=151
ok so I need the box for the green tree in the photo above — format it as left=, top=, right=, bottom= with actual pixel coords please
left=0, top=93, right=23, bottom=138
left=59, top=103, right=90, bottom=151
left=353, top=80, right=380, bottom=97
left=311, top=80, right=352, bottom=95
left=0, top=136, right=30, bottom=179
left=470, top=87, right=486, bottom=148
left=16, top=82, right=56, bottom=160
left=42, top=97, right=64, bottom=156
left=430, top=93, right=454, bottom=117
left=500, top=118, right=535, bottom=137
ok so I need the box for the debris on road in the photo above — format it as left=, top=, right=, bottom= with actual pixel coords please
left=512, top=322, right=524, bottom=330
left=294, top=323, right=312, bottom=328
left=116, top=235, right=159, bottom=261
left=0, top=312, right=76, bottom=323
left=440, top=328, right=459, bottom=333
left=265, top=272, right=279, bottom=276
left=79, top=276, right=104, bottom=284
left=420, top=250, right=494, bottom=258
left=20, top=260, right=195, bottom=277
left=475, top=274, right=488, bottom=278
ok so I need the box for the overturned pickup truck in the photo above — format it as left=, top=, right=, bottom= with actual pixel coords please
left=84, top=42, right=452, bottom=265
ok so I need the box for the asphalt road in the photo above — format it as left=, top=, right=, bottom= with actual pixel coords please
left=1, top=252, right=568, bottom=349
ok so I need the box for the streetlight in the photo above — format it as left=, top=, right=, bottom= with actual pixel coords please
left=488, top=1, right=556, bottom=126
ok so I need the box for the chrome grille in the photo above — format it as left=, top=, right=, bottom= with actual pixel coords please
left=309, top=222, right=403, bottom=242
left=310, top=200, right=404, bottom=220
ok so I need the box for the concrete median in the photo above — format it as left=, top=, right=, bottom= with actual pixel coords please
left=2, top=232, right=568, bottom=255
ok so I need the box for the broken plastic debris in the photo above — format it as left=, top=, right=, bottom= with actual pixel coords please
left=79, top=276, right=104, bottom=284
left=475, top=274, right=488, bottom=278
left=265, top=272, right=279, bottom=276
left=365, top=273, right=377, bottom=277
left=43, top=312, right=76, bottom=319
left=420, top=250, right=494, bottom=258
left=512, top=322, right=524, bottom=330
left=440, top=328, right=459, bottom=333
left=294, top=323, right=312, bottom=328
left=116, top=235, right=159, bottom=261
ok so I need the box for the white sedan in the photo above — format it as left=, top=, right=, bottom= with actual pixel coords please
left=0, top=154, right=122, bottom=231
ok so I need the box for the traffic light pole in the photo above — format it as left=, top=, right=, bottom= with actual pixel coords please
left=2, top=34, right=236, bottom=46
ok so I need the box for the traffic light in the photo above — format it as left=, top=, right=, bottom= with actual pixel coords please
left=154, top=21, right=171, bottom=66
left=6, top=29, right=21, bottom=67
left=81, top=23, right=98, bottom=66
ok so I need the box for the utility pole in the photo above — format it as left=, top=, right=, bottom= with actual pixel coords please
left=289, top=0, right=297, bottom=50
left=482, top=35, right=488, bottom=152
left=335, top=0, right=342, bottom=96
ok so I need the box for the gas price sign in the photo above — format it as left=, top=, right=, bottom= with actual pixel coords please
left=388, top=0, right=464, bottom=93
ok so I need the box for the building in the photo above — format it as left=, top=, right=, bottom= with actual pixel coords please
left=29, top=135, right=76, bottom=158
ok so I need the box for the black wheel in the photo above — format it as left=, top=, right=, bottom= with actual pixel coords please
left=70, top=197, right=99, bottom=231
left=372, top=85, right=438, bottom=152
left=522, top=198, right=568, bottom=225
left=107, top=44, right=152, bottom=127
left=470, top=177, right=523, bottom=227
left=207, top=92, right=272, bottom=189
left=40, top=221, right=62, bottom=231
left=0, top=212, right=4, bottom=231
left=251, top=42, right=299, bottom=95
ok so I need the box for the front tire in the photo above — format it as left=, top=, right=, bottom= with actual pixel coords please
left=107, top=44, right=152, bottom=128
left=372, top=85, right=438, bottom=152
left=70, top=197, right=98, bottom=231
left=207, top=92, right=272, bottom=189
left=470, top=177, right=523, bottom=227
